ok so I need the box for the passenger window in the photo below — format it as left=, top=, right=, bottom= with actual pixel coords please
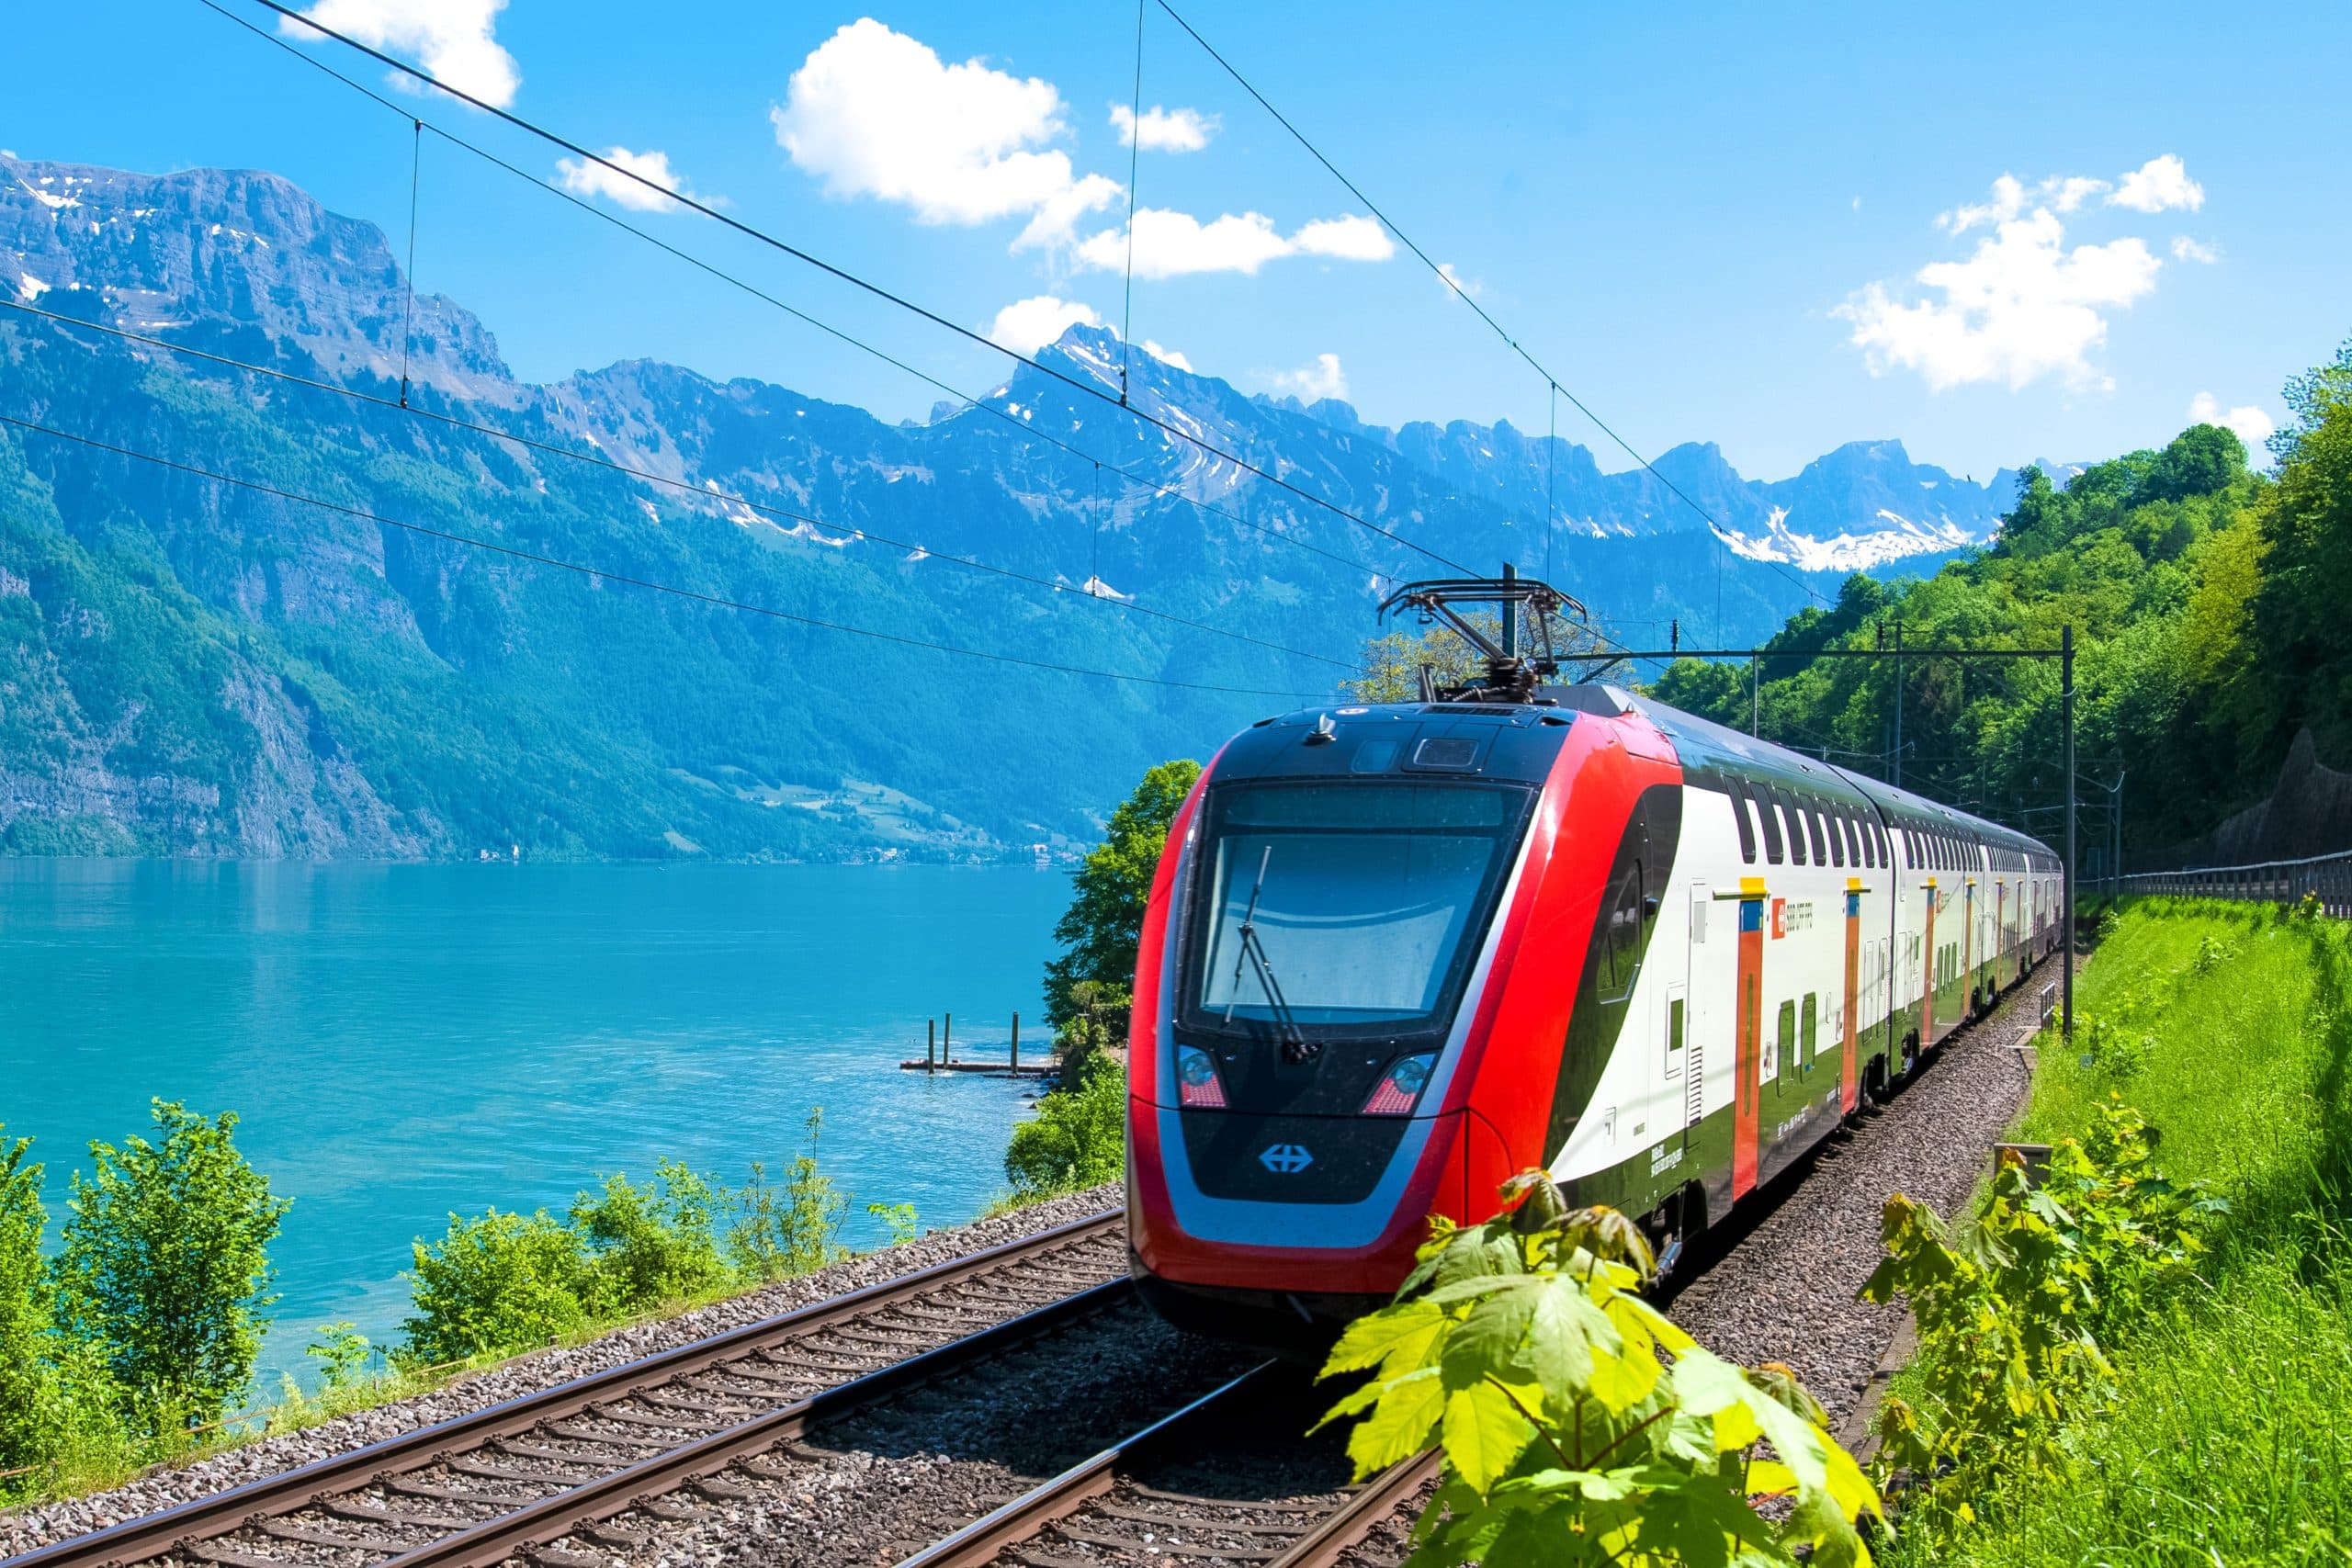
left=1828, top=809, right=1847, bottom=868
left=1802, top=993, right=1818, bottom=1067
left=1782, top=793, right=1807, bottom=865
left=1666, top=995, right=1686, bottom=1078
left=1806, top=804, right=1828, bottom=865
left=1758, top=789, right=1785, bottom=863
left=1775, top=999, right=1796, bottom=1081
left=1729, top=784, right=1757, bottom=863
left=1596, top=864, right=1645, bottom=1001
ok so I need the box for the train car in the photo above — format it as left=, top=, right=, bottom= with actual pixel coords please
left=1125, top=660, right=2061, bottom=1347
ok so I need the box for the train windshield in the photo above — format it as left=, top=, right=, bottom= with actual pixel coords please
left=1184, top=781, right=1531, bottom=1036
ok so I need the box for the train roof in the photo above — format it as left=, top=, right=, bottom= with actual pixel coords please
left=1238, top=686, right=2055, bottom=863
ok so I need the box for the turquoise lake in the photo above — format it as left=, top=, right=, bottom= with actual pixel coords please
left=0, top=860, right=1069, bottom=1390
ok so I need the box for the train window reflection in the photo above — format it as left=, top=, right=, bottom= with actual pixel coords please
left=1189, top=782, right=1529, bottom=1032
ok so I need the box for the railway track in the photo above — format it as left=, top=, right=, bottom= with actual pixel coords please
left=902, top=1362, right=1436, bottom=1568
left=0, top=1213, right=1127, bottom=1568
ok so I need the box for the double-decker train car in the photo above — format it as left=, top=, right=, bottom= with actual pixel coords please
left=1125, top=673, right=2061, bottom=1345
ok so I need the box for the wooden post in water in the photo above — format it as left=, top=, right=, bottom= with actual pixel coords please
left=944, top=1012, right=952, bottom=1066
left=1012, top=1012, right=1020, bottom=1074
left=926, top=1018, right=935, bottom=1072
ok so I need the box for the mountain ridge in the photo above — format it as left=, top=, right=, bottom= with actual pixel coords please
left=0, top=153, right=2017, bottom=859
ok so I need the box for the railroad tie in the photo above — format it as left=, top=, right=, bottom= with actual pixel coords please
left=185, top=1540, right=312, bottom=1568
left=320, top=1497, right=482, bottom=1532
left=256, top=1518, right=412, bottom=1553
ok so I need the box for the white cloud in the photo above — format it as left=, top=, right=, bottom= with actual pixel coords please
left=1838, top=206, right=2162, bottom=392
left=2171, top=235, right=2220, bottom=264
left=1940, top=173, right=2115, bottom=234
left=2109, top=154, right=2203, bottom=214
left=1142, top=339, right=1193, bottom=372
left=771, top=19, right=1118, bottom=251
left=284, top=0, right=519, bottom=108
left=1292, top=215, right=1393, bottom=261
left=987, top=295, right=1101, bottom=356
left=1269, top=352, right=1348, bottom=401
left=1075, top=207, right=1394, bottom=278
left=2188, top=391, right=2276, bottom=450
left=1436, top=261, right=1482, bottom=299
left=555, top=147, right=702, bottom=213
left=1110, top=103, right=1216, bottom=152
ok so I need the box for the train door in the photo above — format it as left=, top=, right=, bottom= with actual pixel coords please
left=1681, top=880, right=1710, bottom=1156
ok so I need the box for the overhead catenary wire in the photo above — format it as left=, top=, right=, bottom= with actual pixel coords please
left=1119, top=0, right=1146, bottom=405
left=0, top=410, right=1334, bottom=700
left=1149, top=0, right=1830, bottom=610
left=0, top=299, right=1360, bottom=671
left=192, top=0, right=1388, bottom=592
left=226, top=0, right=1475, bottom=578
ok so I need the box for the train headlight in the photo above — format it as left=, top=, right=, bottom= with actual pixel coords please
left=1176, top=1045, right=1228, bottom=1109
left=1362, top=1053, right=1436, bottom=1115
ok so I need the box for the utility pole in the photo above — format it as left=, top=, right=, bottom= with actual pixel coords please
left=2112, top=771, right=2126, bottom=897
left=2062, top=624, right=2075, bottom=1044
left=1750, top=653, right=1759, bottom=737
left=1500, top=561, right=1518, bottom=660
left=1892, top=619, right=1905, bottom=792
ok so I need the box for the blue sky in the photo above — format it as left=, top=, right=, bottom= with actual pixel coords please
left=6, top=0, right=2345, bottom=481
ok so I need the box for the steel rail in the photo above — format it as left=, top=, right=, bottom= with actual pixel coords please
left=0, top=1211, right=1122, bottom=1568
left=379, top=1280, right=1135, bottom=1568
left=891, top=1360, right=1438, bottom=1568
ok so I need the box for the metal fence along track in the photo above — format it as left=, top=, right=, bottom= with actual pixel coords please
left=2119, top=847, right=2352, bottom=916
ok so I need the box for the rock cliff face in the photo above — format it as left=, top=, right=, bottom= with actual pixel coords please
left=0, top=153, right=2024, bottom=859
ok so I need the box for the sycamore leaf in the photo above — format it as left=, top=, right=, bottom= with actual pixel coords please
left=1323, top=1297, right=1448, bottom=1379
left=1516, top=1274, right=1613, bottom=1405
left=1442, top=1382, right=1536, bottom=1495
left=1346, top=1365, right=1444, bottom=1476
left=1442, top=1283, right=1537, bottom=1392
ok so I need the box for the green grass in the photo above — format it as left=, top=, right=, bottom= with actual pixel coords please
left=1893, top=898, right=2352, bottom=1567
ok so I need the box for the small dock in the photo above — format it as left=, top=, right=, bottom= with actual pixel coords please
left=898, top=1011, right=1053, bottom=1077
left=899, top=1057, right=1053, bottom=1077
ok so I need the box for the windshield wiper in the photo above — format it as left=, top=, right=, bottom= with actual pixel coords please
left=1222, top=846, right=1317, bottom=1062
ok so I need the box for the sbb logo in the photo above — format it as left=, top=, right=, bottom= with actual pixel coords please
left=1258, top=1144, right=1315, bottom=1174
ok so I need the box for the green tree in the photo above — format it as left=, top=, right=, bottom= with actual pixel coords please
left=55, top=1102, right=289, bottom=1429
left=1042, top=759, right=1201, bottom=1038
left=1004, top=1057, right=1126, bottom=1198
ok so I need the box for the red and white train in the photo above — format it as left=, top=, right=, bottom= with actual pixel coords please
left=1125, top=669, right=2060, bottom=1344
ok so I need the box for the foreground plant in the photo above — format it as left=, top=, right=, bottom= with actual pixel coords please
left=1318, top=1173, right=1881, bottom=1566
left=1863, top=1099, right=2216, bottom=1509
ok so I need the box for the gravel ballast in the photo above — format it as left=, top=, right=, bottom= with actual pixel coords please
left=1666, top=973, right=2051, bottom=1426
left=0, top=1187, right=1119, bottom=1557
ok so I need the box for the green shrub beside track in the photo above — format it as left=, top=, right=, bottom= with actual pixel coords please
left=1887, top=897, right=2352, bottom=1566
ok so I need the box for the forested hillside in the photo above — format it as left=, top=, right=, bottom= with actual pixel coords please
left=1649, top=338, right=2352, bottom=861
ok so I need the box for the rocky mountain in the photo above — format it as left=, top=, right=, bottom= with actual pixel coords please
left=0, top=154, right=2023, bottom=860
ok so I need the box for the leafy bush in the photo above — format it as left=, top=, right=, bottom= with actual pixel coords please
left=1864, top=1101, right=2216, bottom=1511
left=1005, top=1056, right=1125, bottom=1198
left=726, top=1111, right=851, bottom=1281
left=1041, top=760, right=1199, bottom=1038
left=401, top=1208, right=603, bottom=1367
left=1319, top=1172, right=1880, bottom=1566
left=571, top=1158, right=730, bottom=1312
left=54, top=1101, right=290, bottom=1430
left=866, top=1202, right=921, bottom=1247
